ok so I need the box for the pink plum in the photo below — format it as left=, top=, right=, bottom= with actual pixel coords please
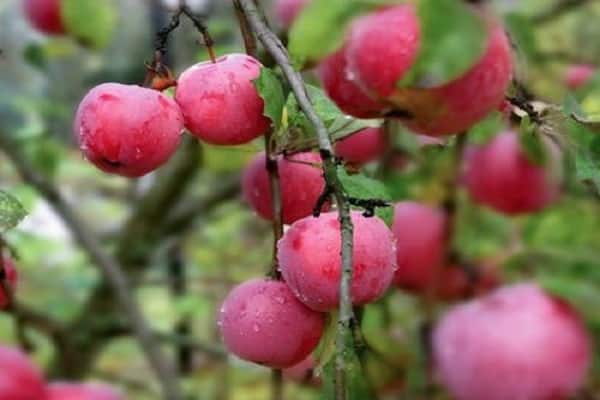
left=74, top=83, right=183, bottom=177
left=23, top=0, right=65, bottom=35
left=0, top=345, right=47, bottom=399
left=317, top=46, right=387, bottom=119
left=175, top=54, right=270, bottom=145
left=433, top=284, right=592, bottom=400
left=218, top=278, right=324, bottom=369
left=346, top=4, right=421, bottom=98
left=391, top=202, right=446, bottom=291
left=274, top=0, right=310, bottom=29
left=462, top=130, right=561, bottom=215
left=335, top=127, right=386, bottom=165
left=242, top=152, right=328, bottom=224
left=398, top=25, right=513, bottom=136
left=565, top=64, right=595, bottom=90
left=278, top=211, right=396, bottom=311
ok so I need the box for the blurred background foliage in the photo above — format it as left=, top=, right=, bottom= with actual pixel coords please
left=0, top=0, right=600, bottom=399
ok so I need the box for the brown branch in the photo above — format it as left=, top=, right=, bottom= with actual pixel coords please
left=235, top=2, right=356, bottom=399
left=0, top=131, right=183, bottom=400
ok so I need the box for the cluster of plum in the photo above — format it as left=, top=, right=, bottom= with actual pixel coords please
left=13, top=0, right=594, bottom=398
left=219, top=2, right=591, bottom=399
left=0, top=344, right=122, bottom=399
left=73, top=52, right=269, bottom=177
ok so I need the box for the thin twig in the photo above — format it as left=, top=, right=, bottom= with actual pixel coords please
left=233, top=0, right=258, bottom=58
left=180, top=5, right=216, bottom=62
left=0, top=132, right=183, bottom=400
left=235, top=2, right=355, bottom=399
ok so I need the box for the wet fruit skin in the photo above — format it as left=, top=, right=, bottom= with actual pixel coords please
left=0, top=256, right=18, bottom=308
left=399, top=25, right=513, bottom=136
left=317, top=46, right=387, bottom=119
left=335, top=127, right=386, bottom=165
left=462, top=131, right=561, bottom=215
left=565, top=64, right=595, bottom=90
left=274, top=0, right=310, bottom=29
left=433, top=284, right=592, bottom=400
left=346, top=4, right=421, bottom=99
left=391, top=202, right=447, bottom=290
left=218, top=278, right=325, bottom=369
left=47, top=383, right=123, bottom=400
left=23, top=0, right=65, bottom=35
left=0, top=345, right=48, bottom=399
left=74, top=83, right=184, bottom=178
left=175, top=54, right=271, bottom=146
left=278, top=211, right=396, bottom=312
left=242, top=152, right=328, bottom=224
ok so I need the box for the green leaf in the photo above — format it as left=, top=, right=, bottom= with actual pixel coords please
left=400, top=0, right=487, bottom=87
left=469, top=112, right=504, bottom=144
left=253, top=68, right=285, bottom=131
left=564, top=94, right=585, bottom=116
left=338, top=167, right=393, bottom=225
left=277, top=85, right=372, bottom=153
left=0, top=191, right=27, bottom=232
left=287, top=84, right=342, bottom=129
left=61, top=0, right=117, bottom=49
left=504, top=13, right=538, bottom=61
left=575, top=137, right=600, bottom=194
left=23, top=43, right=47, bottom=70
left=288, top=0, right=371, bottom=66
left=519, top=116, right=547, bottom=165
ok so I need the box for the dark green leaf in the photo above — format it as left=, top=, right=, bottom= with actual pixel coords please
left=338, top=167, right=393, bottom=225
left=400, top=0, right=487, bottom=87
left=253, top=68, right=285, bottom=131
left=468, top=112, right=504, bottom=144
left=23, top=43, right=47, bottom=70
left=0, top=191, right=27, bottom=232
left=519, top=116, right=547, bottom=165
left=575, top=138, right=600, bottom=194
left=277, top=85, right=372, bottom=153
left=61, top=0, right=117, bottom=49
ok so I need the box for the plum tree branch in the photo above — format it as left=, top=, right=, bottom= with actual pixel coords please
left=235, top=2, right=356, bottom=399
left=0, top=131, right=184, bottom=400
